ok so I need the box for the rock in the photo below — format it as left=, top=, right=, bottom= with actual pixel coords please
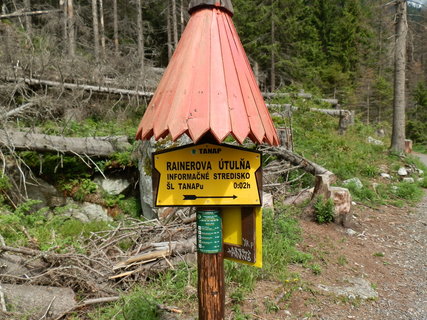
left=318, top=277, right=378, bottom=300
left=328, top=187, right=353, bottom=227
left=402, top=177, right=415, bottom=183
left=25, top=178, right=66, bottom=210
left=1, top=284, right=76, bottom=318
left=343, top=178, right=363, bottom=190
left=262, top=193, right=274, bottom=209
left=346, top=228, right=357, bottom=236
left=380, top=173, right=392, bottom=179
left=418, top=169, right=424, bottom=175
left=0, top=254, right=30, bottom=277
left=367, top=136, right=384, bottom=145
left=283, top=188, right=314, bottom=206
left=376, top=128, right=385, bottom=137
left=398, top=167, right=408, bottom=176
left=94, top=177, right=131, bottom=195
left=62, top=201, right=112, bottom=222
left=138, top=136, right=191, bottom=219
left=391, top=186, right=399, bottom=191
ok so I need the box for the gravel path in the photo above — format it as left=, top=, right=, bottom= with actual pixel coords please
left=382, top=152, right=427, bottom=320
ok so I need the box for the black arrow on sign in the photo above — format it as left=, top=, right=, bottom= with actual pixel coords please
left=183, top=195, right=238, bottom=200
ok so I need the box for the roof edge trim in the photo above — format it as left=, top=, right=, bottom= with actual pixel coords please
left=188, top=0, right=234, bottom=15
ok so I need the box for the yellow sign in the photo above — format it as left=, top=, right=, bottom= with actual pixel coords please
left=153, top=143, right=262, bottom=207
left=223, top=207, right=262, bottom=268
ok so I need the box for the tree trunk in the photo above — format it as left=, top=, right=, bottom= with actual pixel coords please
left=137, top=0, right=145, bottom=75
left=180, top=0, right=184, bottom=35
left=0, top=129, right=131, bottom=157
left=0, top=9, right=61, bottom=19
left=62, top=0, right=68, bottom=53
left=99, top=0, right=106, bottom=58
left=391, top=0, right=407, bottom=153
left=270, top=4, right=276, bottom=92
left=167, top=2, right=173, bottom=61
left=91, top=0, right=100, bottom=61
left=172, top=0, right=178, bottom=48
left=113, top=0, right=119, bottom=56
left=23, top=0, right=31, bottom=33
left=67, top=0, right=75, bottom=57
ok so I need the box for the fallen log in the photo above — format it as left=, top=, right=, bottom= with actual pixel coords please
left=0, top=129, right=132, bottom=157
left=0, top=9, right=61, bottom=20
left=263, top=92, right=339, bottom=106
left=4, top=76, right=153, bottom=98
left=267, top=103, right=353, bottom=118
left=260, top=146, right=335, bottom=182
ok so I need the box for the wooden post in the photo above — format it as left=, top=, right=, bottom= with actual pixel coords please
left=196, top=209, right=225, bottom=320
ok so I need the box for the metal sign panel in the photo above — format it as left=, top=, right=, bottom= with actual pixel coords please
left=223, top=207, right=262, bottom=268
left=152, top=143, right=262, bottom=207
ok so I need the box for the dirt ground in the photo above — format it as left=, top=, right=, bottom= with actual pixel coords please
left=236, top=155, right=427, bottom=320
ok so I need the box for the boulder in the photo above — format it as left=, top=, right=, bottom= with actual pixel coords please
left=25, top=178, right=66, bottom=210
left=402, top=177, right=415, bottom=183
left=262, top=192, right=274, bottom=209
left=343, top=177, right=363, bottom=190
left=1, top=284, right=76, bottom=318
left=62, top=201, right=112, bottom=222
left=94, top=177, right=131, bottom=195
left=138, top=136, right=191, bottom=220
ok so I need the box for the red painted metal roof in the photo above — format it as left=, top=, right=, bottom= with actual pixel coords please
left=136, top=5, right=279, bottom=146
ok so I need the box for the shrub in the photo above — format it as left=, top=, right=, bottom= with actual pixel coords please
left=313, top=196, right=334, bottom=224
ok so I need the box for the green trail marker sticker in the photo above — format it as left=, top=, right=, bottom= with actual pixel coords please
left=197, top=210, right=222, bottom=254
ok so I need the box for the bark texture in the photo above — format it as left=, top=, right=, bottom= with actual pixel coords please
left=391, top=0, right=407, bottom=153
left=0, top=129, right=131, bottom=157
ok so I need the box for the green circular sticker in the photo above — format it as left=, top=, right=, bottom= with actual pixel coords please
left=197, top=210, right=222, bottom=254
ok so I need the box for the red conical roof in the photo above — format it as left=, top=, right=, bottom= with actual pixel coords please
left=136, top=4, right=279, bottom=146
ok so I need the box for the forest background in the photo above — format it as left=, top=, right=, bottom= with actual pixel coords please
left=0, top=0, right=426, bottom=146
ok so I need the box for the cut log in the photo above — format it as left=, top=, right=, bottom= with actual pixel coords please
left=0, top=129, right=131, bottom=157
left=3, top=77, right=154, bottom=98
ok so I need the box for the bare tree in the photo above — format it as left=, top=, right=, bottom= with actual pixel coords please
left=166, top=1, right=172, bottom=61
left=67, top=0, right=76, bottom=57
left=270, top=0, right=276, bottom=92
left=113, top=0, right=119, bottom=55
left=23, top=0, right=31, bottom=34
left=136, top=0, right=145, bottom=75
left=91, top=0, right=100, bottom=60
left=391, top=0, right=407, bottom=153
left=99, top=0, right=106, bottom=58
left=172, top=0, right=178, bottom=48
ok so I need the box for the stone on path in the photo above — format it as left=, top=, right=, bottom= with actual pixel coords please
left=318, top=277, right=378, bottom=300
left=1, top=284, right=76, bottom=318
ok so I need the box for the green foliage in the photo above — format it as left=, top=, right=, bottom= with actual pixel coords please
left=122, top=295, right=159, bottom=320
left=313, top=197, right=334, bottom=224
left=263, top=207, right=312, bottom=279
left=0, top=173, right=11, bottom=191
left=61, top=178, right=98, bottom=201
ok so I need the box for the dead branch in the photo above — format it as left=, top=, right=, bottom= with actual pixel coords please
left=0, top=103, right=35, bottom=120
left=0, top=129, right=132, bottom=157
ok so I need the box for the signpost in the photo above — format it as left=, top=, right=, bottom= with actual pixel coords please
left=136, top=2, right=280, bottom=319
left=152, top=143, right=262, bottom=207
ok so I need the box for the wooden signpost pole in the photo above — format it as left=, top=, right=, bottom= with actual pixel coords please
left=197, top=209, right=225, bottom=320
